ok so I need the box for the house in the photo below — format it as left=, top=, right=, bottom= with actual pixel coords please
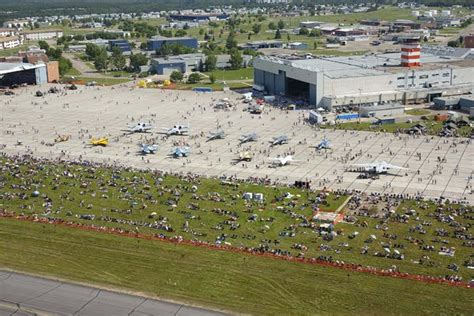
left=0, top=36, right=23, bottom=50
left=147, top=36, right=198, bottom=51
left=239, top=40, right=283, bottom=50
left=287, top=42, right=308, bottom=50
left=21, top=29, right=63, bottom=41
left=0, top=28, right=17, bottom=37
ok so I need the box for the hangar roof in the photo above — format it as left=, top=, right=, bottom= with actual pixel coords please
left=259, top=48, right=474, bottom=79
left=0, top=62, right=44, bottom=75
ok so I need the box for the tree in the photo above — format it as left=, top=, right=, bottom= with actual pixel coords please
left=275, top=29, right=281, bottom=39
left=309, top=29, right=321, bottom=37
left=209, top=74, right=216, bottom=84
left=268, top=22, right=276, bottom=30
left=277, top=20, right=285, bottom=30
left=57, top=57, right=72, bottom=76
left=175, top=29, right=187, bottom=37
left=85, top=43, right=102, bottom=60
left=170, top=71, right=183, bottom=83
left=313, top=41, right=318, bottom=50
left=38, top=40, right=49, bottom=51
left=252, top=23, right=261, bottom=34
left=204, top=54, right=217, bottom=72
left=129, top=53, right=148, bottom=72
left=187, top=72, right=202, bottom=84
left=93, top=50, right=108, bottom=72
left=229, top=49, right=243, bottom=70
left=110, top=46, right=126, bottom=70
left=47, top=47, right=63, bottom=60
left=299, top=27, right=309, bottom=36
left=225, top=32, right=238, bottom=50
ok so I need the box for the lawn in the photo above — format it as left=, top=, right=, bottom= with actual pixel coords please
left=321, top=118, right=473, bottom=137
left=75, top=76, right=132, bottom=86
left=0, top=218, right=473, bottom=315
left=405, top=108, right=431, bottom=116
left=0, top=155, right=472, bottom=283
left=205, top=67, right=254, bottom=81
left=63, top=66, right=81, bottom=77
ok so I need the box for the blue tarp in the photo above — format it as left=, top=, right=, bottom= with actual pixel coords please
left=192, top=87, right=213, bottom=92
left=336, top=113, right=359, bottom=120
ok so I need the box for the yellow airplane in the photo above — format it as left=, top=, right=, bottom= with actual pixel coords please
left=90, top=137, right=108, bottom=146
left=54, top=135, right=70, bottom=143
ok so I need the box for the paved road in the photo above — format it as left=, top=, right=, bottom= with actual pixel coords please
left=0, top=271, right=227, bottom=316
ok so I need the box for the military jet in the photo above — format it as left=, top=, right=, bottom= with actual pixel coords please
left=269, top=155, right=299, bottom=167
left=232, top=151, right=253, bottom=164
left=125, top=122, right=153, bottom=133
left=270, top=135, right=289, bottom=146
left=207, top=130, right=225, bottom=142
left=239, top=132, right=258, bottom=144
left=139, top=143, right=158, bottom=155
left=162, top=124, right=189, bottom=136
left=169, top=146, right=190, bottom=158
left=349, top=161, right=407, bottom=175
left=315, top=137, right=331, bottom=150
left=90, top=137, right=108, bottom=146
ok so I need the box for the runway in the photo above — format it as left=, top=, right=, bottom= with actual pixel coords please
left=0, top=270, right=226, bottom=316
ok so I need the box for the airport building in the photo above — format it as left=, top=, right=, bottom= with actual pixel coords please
left=253, top=45, right=474, bottom=110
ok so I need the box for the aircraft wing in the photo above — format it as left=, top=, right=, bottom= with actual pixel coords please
left=387, top=164, right=407, bottom=170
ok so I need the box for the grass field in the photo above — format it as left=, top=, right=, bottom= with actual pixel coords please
left=205, top=67, right=254, bottom=81
left=75, top=76, right=132, bottom=86
left=321, top=118, right=473, bottom=137
left=0, top=156, right=472, bottom=283
left=63, top=66, right=81, bottom=77
left=405, top=108, right=431, bottom=116
left=0, top=218, right=473, bottom=315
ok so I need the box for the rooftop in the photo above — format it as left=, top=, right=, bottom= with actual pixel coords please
left=0, top=62, right=43, bottom=75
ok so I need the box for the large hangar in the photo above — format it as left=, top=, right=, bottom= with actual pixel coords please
left=253, top=46, right=474, bottom=110
left=0, top=62, right=48, bottom=87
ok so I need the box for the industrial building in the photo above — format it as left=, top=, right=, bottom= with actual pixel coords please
left=359, top=103, right=405, bottom=117
left=253, top=45, right=474, bottom=110
left=108, top=39, right=132, bottom=54
left=0, top=62, right=49, bottom=86
left=150, top=53, right=204, bottom=74
left=147, top=36, right=198, bottom=51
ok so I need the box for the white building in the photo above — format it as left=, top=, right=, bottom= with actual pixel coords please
left=21, top=30, right=64, bottom=41
left=0, top=28, right=18, bottom=37
left=0, top=36, right=23, bottom=50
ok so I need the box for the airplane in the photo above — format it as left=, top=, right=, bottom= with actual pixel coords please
left=315, top=137, right=331, bottom=150
left=349, top=161, right=408, bottom=175
left=232, top=151, right=253, bottom=164
left=90, top=137, right=108, bottom=146
left=270, top=135, right=289, bottom=146
left=162, top=124, right=189, bottom=136
left=169, top=146, right=190, bottom=158
left=239, top=132, right=258, bottom=144
left=139, top=143, right=158, bottom=155
left=54, top=134, right=71, bottom=143
left=269, top=155, right=299, bottom=167
left=207, top=130, right=225, bottom=142
left=125, top=122, right=153, bottom=133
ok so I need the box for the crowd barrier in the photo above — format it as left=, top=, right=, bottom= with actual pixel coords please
left=0, top=211, right=471, bottom=289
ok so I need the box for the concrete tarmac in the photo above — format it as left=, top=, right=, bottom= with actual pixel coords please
left=0, top=270, right=226, bottom=316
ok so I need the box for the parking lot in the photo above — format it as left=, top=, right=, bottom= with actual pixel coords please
left=1, top=84, right=472, bottom=203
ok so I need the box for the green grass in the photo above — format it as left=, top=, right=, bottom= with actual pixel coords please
left=76, top=76, right=132, bottom=86
left=405, top=109, right=431, bottom=116
left=205, top=67, right=254, bottom=81
left=321, top=118, right=473, bottom=137
left=63, top=66, right=81, bottom=77
left=0, top=218, right=473, bottom=315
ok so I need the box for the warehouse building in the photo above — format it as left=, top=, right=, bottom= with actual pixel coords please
left=147, top=36, right=198, bottom=51
left=359, top=103, right=405, bottom=117
left=253, top=45, right=474, bottom=110
left=0, top=62, right=48, bottom=86
left=108, top=39, right=132, bottom=55
left=150, top=53, right=204, bottom=74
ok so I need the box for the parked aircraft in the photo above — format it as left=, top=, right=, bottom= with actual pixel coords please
left=232, top=151, right=253, bottom=164
left=239, top=132, right=258, bottom=144
left=90, top=137, right=108, bottom=146
left=125, top=122, right=152, bottom=133
left=170, top=146, right=190, bottom=158
left=350, top=161, right=407, bottom=175
left=270, top=135, right=289, bottom=146
left=316, top=137, right=331, bottom=150
left=269, top=155, right=299, bottom=167
left=207, top=130, right=225, bottom=141
left=139, top=144, right=158, bottom=155
left=162, top=124, right=189, bottom=136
